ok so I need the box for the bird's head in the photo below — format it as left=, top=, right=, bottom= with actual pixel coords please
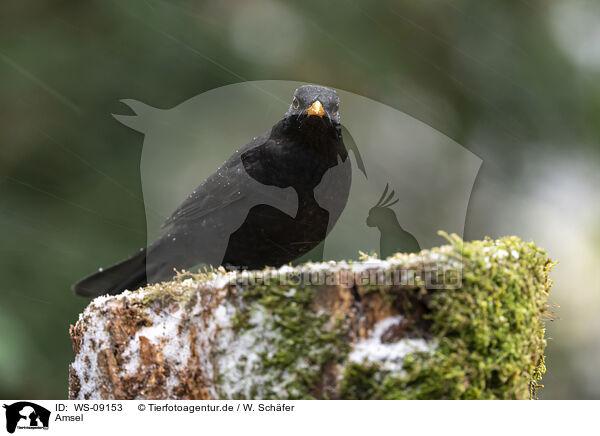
left=366, top=184, right=399, bottom=227
left=286, top=85, right=340, bottom=126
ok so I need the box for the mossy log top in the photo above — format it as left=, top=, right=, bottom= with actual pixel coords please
left=69, top=234, right=554, bottom=400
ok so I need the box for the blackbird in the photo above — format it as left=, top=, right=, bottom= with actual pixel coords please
left=73, top=85, right=351, bottom=297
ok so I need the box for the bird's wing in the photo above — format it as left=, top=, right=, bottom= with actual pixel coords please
left=161, top=132, right=270, bottom=229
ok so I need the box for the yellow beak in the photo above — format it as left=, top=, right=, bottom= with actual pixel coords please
left=306, top=100, right=325, bottom=117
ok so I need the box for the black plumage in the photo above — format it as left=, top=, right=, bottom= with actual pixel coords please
left=73, top=85, right=351, bottom=297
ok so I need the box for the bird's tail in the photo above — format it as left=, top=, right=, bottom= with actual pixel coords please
left=72, top=249, right=147, bottom=297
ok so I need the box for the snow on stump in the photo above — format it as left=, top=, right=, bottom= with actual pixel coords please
left=68, top=234, right=554, bottom=400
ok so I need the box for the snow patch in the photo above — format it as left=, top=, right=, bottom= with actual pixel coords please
left=70, top=306, right=113, bottom=399
left=348, top=316, right=435, bottom=371
left=215, top=303, right=288, bottom=398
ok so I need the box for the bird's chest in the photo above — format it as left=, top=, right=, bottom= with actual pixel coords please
left=271, top=142, right=341, bottom=189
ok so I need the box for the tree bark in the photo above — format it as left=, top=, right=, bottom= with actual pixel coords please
left=69, top=234, right=553, bottom=400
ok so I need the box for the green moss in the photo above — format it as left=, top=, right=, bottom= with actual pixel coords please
left=139, top=270, right=224, bottom=311
left=141, top=234, right=553, bottom=399
left=339, top=234, right=554, bottom=400
left=229, top=281, right=350, bottom=399
left=139, top=280, right=189, bottom=308
left=338, top=363, right=383, bottom=399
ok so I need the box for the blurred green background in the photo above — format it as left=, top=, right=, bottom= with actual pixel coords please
left=1, top=0, right=599, bottom=399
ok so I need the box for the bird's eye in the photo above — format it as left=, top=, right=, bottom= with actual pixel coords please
left=292, top=97, right=300, bottom=109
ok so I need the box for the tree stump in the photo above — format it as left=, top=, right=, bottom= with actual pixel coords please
left=69, top=234, right=553, bottom=400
